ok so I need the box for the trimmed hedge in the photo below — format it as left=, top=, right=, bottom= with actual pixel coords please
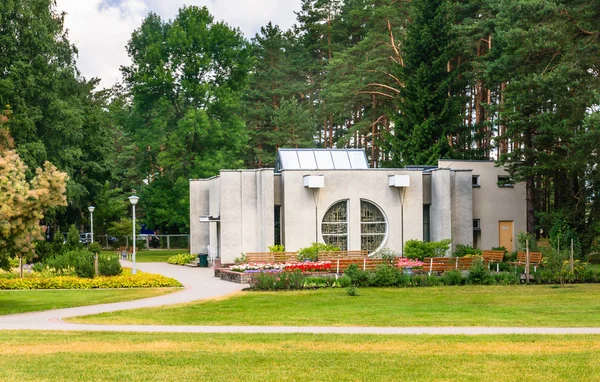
left=0, top=273, right=182, bottom=290
left=167, top=254, right=196, bottom=265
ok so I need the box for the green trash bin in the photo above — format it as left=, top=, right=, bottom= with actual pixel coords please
left=198, top=253, right=209, bottom=268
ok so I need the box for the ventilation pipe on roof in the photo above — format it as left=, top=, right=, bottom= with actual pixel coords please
left=389, top=175, right=410, bottom=257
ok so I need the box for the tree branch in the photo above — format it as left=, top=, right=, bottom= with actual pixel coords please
left=364, top=83, right=401, bottom=93
left=357, top=91, right=395, bottom=99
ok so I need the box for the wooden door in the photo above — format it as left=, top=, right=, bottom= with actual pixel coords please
left=498, top=221, right=514, bottom=252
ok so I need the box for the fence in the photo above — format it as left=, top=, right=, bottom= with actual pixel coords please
left=97, top=235, right=190, bottom=250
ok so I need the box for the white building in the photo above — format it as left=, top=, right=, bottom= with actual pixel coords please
left=190, top=149, right=526, bottom=263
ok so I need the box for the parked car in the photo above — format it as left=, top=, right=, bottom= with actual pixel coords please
left=79, top=233, right=92, bottom=244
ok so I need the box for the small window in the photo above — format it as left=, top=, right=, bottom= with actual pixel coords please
left=472, top=175, right=480, bottom=188
left=497, top=175, right=514, bottom=188
left=473, top=219, right=481, bottom=231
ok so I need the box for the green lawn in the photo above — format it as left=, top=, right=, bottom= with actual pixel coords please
left=0, top=288, right=179, bottom=315
left=70, top=284, right=600, bottom=327
left=0, top=331, right=598, bottom=381
left=102, top=249, right=187, bottom=263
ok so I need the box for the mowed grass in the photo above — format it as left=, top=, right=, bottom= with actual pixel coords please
left=101, top=249, right=186, bottom=263
left=0, top=331, right=599, bottom=381
left=0, top=288, right=179, bottom=315
left=70, top=284, right=600, bottom=327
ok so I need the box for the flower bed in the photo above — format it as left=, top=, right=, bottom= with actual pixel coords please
left=0, top=269, right=182, bottom=290
left=397, top=258, right=424, bottom=268
left=229, top=261, right=332, bottom=273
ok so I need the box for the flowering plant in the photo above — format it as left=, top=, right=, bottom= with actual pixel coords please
left=397, top=258, right=424, bottom=269
left=229, top=261, right=332, bottom=273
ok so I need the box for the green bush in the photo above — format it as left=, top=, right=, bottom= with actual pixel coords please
left=34, top=241, right=53, bottom=263
left=99, top=254, right=122, bottom=276
left=336, top=275, right=352, bottom=288
left=411, top=274, right=441, bottom=287
left=44, top=250, right=94, bottom=278
left=251, top=272, right=277, bottom=290
left=268, top=244, right=285, bottom=252
left=167, top=254, right=196, bottom=266
left=404, top=239, right=451, bottom=260
left=344, top=264, right=370, bottom=287
left=371, top=263, right=399, bottom=287
left=453, top=244, right=482, bottom=257
left=302, top=277, right=330, bottom=289
left=297, top=242, right=340, bottom=262
left=251, top=271, right=304, bottom=291
left=490, top=272, right=519, bottom=285
left=517, top=232, right=539, bottom=252
left=468, top=258, right=488, bottom=285
left=442, top=270, right=463, bottom=286
left=346, top=286, right=359, bottom=296
left=65, top=225, right=83, bottom=251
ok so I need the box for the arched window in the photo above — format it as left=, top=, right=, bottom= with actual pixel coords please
left=321, top=200, right=348, bottom=250
left=361, top=200, right=387, bottom=253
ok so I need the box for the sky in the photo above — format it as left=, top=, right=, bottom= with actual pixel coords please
left=56, top=0, right=302, bottom=89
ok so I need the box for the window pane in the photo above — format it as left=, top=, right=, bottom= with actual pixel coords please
left=321, top=201, right=348, bottom=251
left=360, top=200, right=386, bottom=253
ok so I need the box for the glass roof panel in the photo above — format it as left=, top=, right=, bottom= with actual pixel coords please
left=277, top=149, right=368, bottom=171
left=348, top=151, right=369, bottom=169
left=330, top=150, right=352, bottom=169
left=278, top=150, right=300, bottom=170
left=297, top=150, right=318, bottom=169
left=313, top=150, right=335, bottom=169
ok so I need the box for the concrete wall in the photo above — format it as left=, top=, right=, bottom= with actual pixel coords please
left=189, top=177, right=220, bottom=256
left=451, top=170, right=474, bottom=249
left=430, top=169, right=452, bottom=244
left=280, top=169, right=423, bottom=256
left=430, top=169, right=474, bottom=252
left=218, top=169, right=275, bottom=263
left=439, top=160, right=526, bottom=251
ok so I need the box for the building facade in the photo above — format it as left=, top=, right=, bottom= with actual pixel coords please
left=190, top=149, right=526, bottom=264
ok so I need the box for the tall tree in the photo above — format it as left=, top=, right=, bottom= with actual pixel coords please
left=0, top=0, right=113, bottom=231
left=122, top=6, right=253, bottom=232
left=391, top=0, right=464, bottom=166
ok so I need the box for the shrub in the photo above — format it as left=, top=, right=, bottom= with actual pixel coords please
left=251, top=272, right=277, bottom=291
left=276, top=270, right=304, bottom=290
left=517, top=232, right=539, bottom=252
left=404, top=239, right=451, bottom=260
left=297, top=242, right=340, bottom=262
left=442, top=270, right=463, bottom=286
left=268, top=244, right=285, bottom=252
left=587, top=253, right=600, bottom=264
left=99, top=254, right=122, bottom=276
left=371, top=263, right=399, bottom=287
left=344, top=264, right=369, bottom=287
left=44, top=250, right=94, bottom=278
left=336, top=275, right=352, bottom=288
left=491, top=272, right=519, bottom=285
left=234, top=253, right=247, bottom=264
left=167, top=254, right=196, bottom=266
left=372, top=248, right=396, bottom=260
left=8, top=257, right=19, bottom=268
left=453, top=244, right=482, bottom=257
left=34, top=240, right=53, bottom=263
left=468, top=258, right=488, bottom=285
left=346, top=286, right=359, bottom=296
left=411, top=274, right=441, bottom=287
left=64, top=225, right=82, bottom=251
left=302, top=277, right=330, bottom=289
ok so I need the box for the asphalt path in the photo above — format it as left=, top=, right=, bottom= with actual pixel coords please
left=1, top=262, right=600, bottom=335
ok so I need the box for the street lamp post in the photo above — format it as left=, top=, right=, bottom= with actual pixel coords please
left=88, top=206, right=96, bottom=276
left=88, top=206, right=95, bottom=244
left=128, top=196, right=139, bottom=275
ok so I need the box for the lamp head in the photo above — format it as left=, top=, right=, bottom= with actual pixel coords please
left=128, top=195, right=140, bottom=206
left=88, top=206, right=95, bottom=213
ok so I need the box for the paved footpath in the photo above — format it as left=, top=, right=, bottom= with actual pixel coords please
left=2, top=263, right=600, bottom=335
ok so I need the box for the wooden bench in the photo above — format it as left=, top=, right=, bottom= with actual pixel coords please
left=117, top=246, right=133, bottom=260
left=482, top=250, right=505, bottom=272
left=423, top=257, right=482, bottom=274
left=245, top=252, right=298, bottom=263
left=327, top=258, right=392, bottom=273
left=318, top=251, right=369, bottom=261
left=510, top=252, right=543, bottom=272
